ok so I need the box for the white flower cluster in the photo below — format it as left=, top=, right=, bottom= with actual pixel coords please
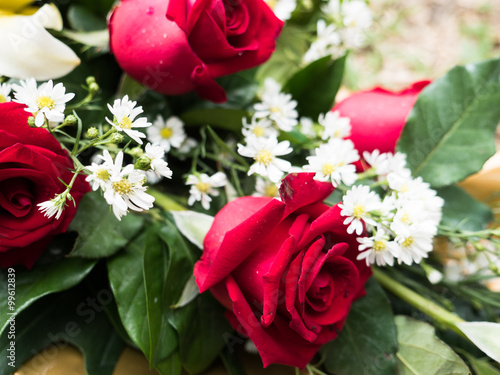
left=238, top=78, right=298, bottom=186
left=0, top=83, right=12, bottom=103
left=12, top=78, right=74, bottom=127
left=339, top=150, right=444, bottom=267
left=304, top=0, right=373, bottom=63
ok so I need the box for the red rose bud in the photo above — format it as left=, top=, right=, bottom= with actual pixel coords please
left=108, top=0, right=284, bottom=103
left=334, top=80, right=431, bottom=156
left=194, top=173, right=371, bottom=368
left=0, top=102, right=90, bottom=268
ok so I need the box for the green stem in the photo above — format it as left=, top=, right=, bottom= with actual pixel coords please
left=372, top=268, right=465, bottom=337
left=74, top=128, right=115, bottom=155
left=148, top=188, right=186, bottom=211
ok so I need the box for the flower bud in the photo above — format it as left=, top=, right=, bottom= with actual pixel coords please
left=110, top=133, right=124, bottom=144
left=128, top=146, right=144, bottom=158
left=64, top=114, right=78, bottom=126
left=86, top=76, right=99, bottom=95
left=27, top=116, right=36, bottom=127
left=86, top=127, right=99, bottom=139
left=134, top=156, right=152, bottom=171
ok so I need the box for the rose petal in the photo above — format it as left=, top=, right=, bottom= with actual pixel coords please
left=279, top=173, right=334, bottom=217
left=195, top=197, right=285, bottom=292
left=225, top=275, right=320, bottom=368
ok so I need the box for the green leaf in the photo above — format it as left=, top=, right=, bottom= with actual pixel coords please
left=395, top=316, right=470, bottom=375
left=69, top=191, right=144, bottom=258
left=461, top=352, right=500, bottom=375
left=181, top=108, right=247, bottom=132
left=107, top=234, right=152, bottom=357
left=171, top=210, right=214, bottom=249
left=0, top=257, right=96, bottom=336
left=437, top=185, right=493, bottom=231
left=157, top=351, right=183, bottom=375
left=67, top=4, right=107, bottom=31
left=0, top=288, right=124, bottom=375
left=284, top=55, right=346, bottom=118
left=322, top=277, right=398, bottom=375
left=143, top=226, right=179, bottom=366
left=457, top=322, right=500, bottom=363
left=171, top=274, right=200, bottom=309
left=398, top=58, right=500, bottom=187
left=169, top=293, right=232, bottom=374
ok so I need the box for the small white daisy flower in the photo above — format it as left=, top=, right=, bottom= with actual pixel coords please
left=254, top=79, right=298, bottom=132
left=357, top=228, right=400, bottom=266
left=13, top=78, right=75, bottom=127
left=339, top=184, right=381, bottom=235
left=253, top=177, right=280, bottom=198
left=238, top=135, right=292, bottom=183
left=186, top=172, right=227, bottom=210
left=106, top=95, right=151, bottom=144
left=144, top=143, right=173, bottom=179
left=304, top=139, right=359, bottom=187
left=303, top=19, right=343, bottom=63
left=341, top=0, right=373, bottom=30
left=319, top=110, right=351, bottom=140
left=364, top=151, right=409, bottom=177
left=102, top=152, right=155, bottom=220
left=266, top=0, right=297, bottom=21
left=147, top=115, right=186, bottom=152
left=242, top=116, right=278, bottom=139
left=0, top=83, right=12, bottom=103
left=85, top=150, right=116, bottom=191
left=38, top=192, right=72, bottom=220
left=395, top=223, right=435, bottom=265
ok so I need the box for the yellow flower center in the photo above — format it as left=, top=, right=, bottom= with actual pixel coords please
left=37, top=96, right=56, bottom=110
left=400, top=185, right=409, bottom=193
left=255, top=150, right=273, bottom=166
left=0, top=95, right=6, bottom=103
left=401, top=213, right=411, bottom=224
left=264, top=184, right=278, bottom=197
left=402, top=237, right=414, bottom=248
left=269, top=106, right=281, bottom=114
left=265, top=0, right=277, bottom=8
left=160, top=127, right=173, bottom=139
left=119, top=116, right=133, bottom=129
left=96, top=168, right=110, bottom=181
left=373, top=240, right=386, bottom=252
left=322, top=163, right=336, bottom=175
left=112, top=179, right=133, bottom=195
left=196, top=182, right=211, bottom=193
left=352, top=204, right=365, bottom=219
left=252, top=126, right=265, bottom=137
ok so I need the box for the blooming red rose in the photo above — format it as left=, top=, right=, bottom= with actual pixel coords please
left=0, top=102, right=89, bottom=268
left=109, top=0, right=283, bottom=103
left=334, top=81, right=431, bottom=157
left=194, top=173, right=371, bottom=368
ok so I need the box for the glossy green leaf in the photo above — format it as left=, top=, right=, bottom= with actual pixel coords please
left=438, top=185, right=493, bottom=231
left=323, top=277, right=398, bottom=375
left=143, top=226, right=178, bottom=366
left=157, top=351, right=183, bottom=375
left=107, top=234, right=152, bottom=357
left=67, top=5, right=107, bottom=31
left=69, top=191, right=144, bottom=258
left=0, top=257, right=96, bottom=336
left=398, top=58, right=500, bottom=187
left=169, top=293, right=232, bottom=374
left=284, top=55, right=346, bottom=118
left=457, top=322, right=500, bottom=363
left=0, top=288, right=124, bottom=375
left=171, top=274, right=200, bottom=309
left=395, top=316, right=470, bottom=375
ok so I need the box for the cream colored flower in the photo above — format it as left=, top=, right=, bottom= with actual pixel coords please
left=0, top=4, right=80, bottom=80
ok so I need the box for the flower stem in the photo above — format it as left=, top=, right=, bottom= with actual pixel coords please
left=372, top=267, right=465, bottom=337
left=148, top=188, right=186, bottom=211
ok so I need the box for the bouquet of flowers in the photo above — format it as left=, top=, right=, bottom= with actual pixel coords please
left=1, top=0, right=499, bottom=374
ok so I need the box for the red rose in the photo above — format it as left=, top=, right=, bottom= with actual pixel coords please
left=334, top=81, right=430, bottom=157
left=0, top=102, right=89, bottom=268
left=194, top=173, right=371, bottom=368
left=109, top=0, right=283, bottom=103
